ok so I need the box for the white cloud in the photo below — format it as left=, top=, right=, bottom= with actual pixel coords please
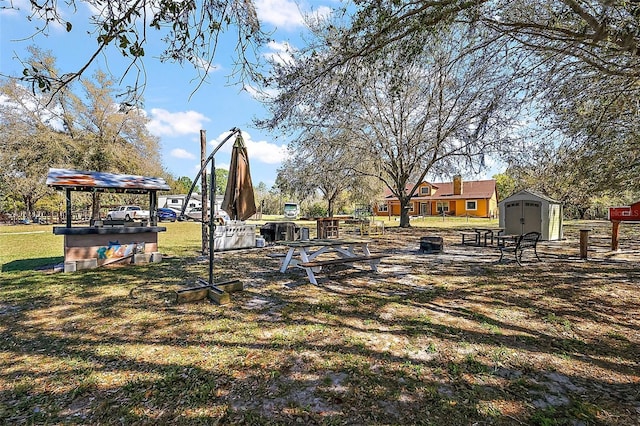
left=255, top=0, right=304, bottom=29
left=211, top=130, right=288, bottom=165
left=170, top=148, right=196, bottom=160
left=264, top=40, right=296, bottom=65
left=255, top=0, right=333, bottom=30
left=146, top=108, right=210, bottom=137
left=192, top=57, right=221, bottom=74
left=246, top=138, right=289, bottom=164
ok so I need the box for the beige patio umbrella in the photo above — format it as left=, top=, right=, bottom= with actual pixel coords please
left=221, top=134, right=257, bottom=220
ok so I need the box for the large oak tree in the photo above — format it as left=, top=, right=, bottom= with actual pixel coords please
left=263, top=23, right=529, bottom=226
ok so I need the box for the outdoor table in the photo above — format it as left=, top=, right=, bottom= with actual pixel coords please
left=274, top=238, right=382, bottom=285
left=473, top=227, right=504, bottom=246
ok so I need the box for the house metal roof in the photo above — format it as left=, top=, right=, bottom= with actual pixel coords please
left=46, top=168, right=170, bottom=194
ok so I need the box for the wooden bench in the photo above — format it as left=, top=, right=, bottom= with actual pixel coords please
left=498, top=231, right=542, bottom=265
left=460, top=231, right=480, bottom=245
left=299, top=253, right=389, bottom=269
left=298, top=254, right=390, bottom=284
left=266, top=252, right=298, bottom=258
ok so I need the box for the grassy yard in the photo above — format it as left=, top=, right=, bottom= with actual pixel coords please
left=1, top=218, right=638, bottom=424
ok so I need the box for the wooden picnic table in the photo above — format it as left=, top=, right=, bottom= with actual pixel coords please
left=273, top=238, right=388, bottom=285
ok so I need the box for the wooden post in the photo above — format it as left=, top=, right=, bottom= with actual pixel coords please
left=200, top=130, right=208, bottom=255
left=611, top=220, right=620, bottom=251
left=579, top=229, right=590, bottom=259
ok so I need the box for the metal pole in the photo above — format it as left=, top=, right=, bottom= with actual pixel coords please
left=209, top=158, right=216, bottom=286
left=65, top=188, right=72, bottom=228
left=176, top=127, right=241, bottom=286
left=201, top=130, right=209, bottom=255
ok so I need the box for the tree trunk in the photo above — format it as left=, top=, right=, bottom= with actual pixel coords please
left=578, top=207, right=587, bottom=220
left=399, top=196, right=411, bottom=228
left=23, top=195, right=33, bottom=221
left=92, top=192, right=101, bottom=220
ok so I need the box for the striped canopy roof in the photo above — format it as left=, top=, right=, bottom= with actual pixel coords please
left=46, top=168, right=170, bottom=194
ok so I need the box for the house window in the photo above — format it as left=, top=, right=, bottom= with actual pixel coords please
left=378, top=203, right=388, bottom=212
left=420, top=186, right=430, bottom=195
left=466, top=200, right=477, bottom=211
left=408, top=203, right=415, bottom=212
left=436, top=202, right=449, bottom=213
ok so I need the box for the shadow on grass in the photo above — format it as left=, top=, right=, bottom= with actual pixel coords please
left=2, top=256, right=64, bottom=272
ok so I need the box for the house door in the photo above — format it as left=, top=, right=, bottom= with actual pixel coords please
left=504, top=201, right=542, bottom=235
left=420, top=203, right=430, bottom=216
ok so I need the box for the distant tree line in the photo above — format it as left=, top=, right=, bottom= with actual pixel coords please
left=0, top=50, right=201, bottom=222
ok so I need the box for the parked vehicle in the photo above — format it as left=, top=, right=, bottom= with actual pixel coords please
left=283, top=202, right=300, bottom=219
left=183, top=207, right=230, bottom=224
left=157, top=208, right=177, bottom=222
left=106, top=205, right=150, bottom=221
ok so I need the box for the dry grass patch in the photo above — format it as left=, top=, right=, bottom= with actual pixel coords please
left=1, top=220, right=638, bottom=424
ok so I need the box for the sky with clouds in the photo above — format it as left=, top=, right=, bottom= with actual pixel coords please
left=0, top=0, right=334, bottom=187
left=1, top=0, right=503, bottom=189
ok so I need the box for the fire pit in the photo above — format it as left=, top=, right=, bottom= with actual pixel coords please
left=420, top=236, right=444, bottom=254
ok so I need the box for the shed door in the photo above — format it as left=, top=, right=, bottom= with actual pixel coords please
left=522, top=201, right=542, bottom=234
left=504, top=202, right=522, bottom=234
left=504, top=201, right=542, bottom=235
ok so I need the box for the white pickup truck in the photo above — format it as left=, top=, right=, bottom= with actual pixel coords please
left=106, top=206, right=150, bottom=221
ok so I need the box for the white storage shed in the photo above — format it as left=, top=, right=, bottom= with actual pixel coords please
left=498, top=190, right=563, bottom=241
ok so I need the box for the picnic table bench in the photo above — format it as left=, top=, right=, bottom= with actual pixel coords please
left=271, top=238, right=389, bottom=285
left=497, top=231, right=542, bottom=265
left=299, top=253, right=389, bottom=269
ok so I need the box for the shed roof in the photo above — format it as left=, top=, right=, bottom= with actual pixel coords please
left=46, top=168, right=170, bottom=194
left=499, top=189, right=561, bottom=205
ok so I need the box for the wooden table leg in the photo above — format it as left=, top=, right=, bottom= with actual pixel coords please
left=299, top=248, right=318, bottom=285
left=279, top=247, right=295, bottom=273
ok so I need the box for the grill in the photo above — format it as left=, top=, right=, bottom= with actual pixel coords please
left=214, top=222, right=256, bottom=251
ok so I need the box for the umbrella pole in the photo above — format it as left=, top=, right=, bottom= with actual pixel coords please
left=209, top=157, right=216, bottom=286
left=173, top=127, right=246, bottom=304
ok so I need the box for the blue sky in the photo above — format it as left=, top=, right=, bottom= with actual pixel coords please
left=1, top=0, right=335, bottom=188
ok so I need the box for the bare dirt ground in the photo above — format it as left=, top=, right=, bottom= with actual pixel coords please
left=198, top=221, right=639, bottom=424
left=1, top=221, right=638, bottom=425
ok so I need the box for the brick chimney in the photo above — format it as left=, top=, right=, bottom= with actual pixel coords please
left=453, top=175, right=463, bottom=195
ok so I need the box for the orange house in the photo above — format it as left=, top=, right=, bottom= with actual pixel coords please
left=374, top=176, right=499, bottom=218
